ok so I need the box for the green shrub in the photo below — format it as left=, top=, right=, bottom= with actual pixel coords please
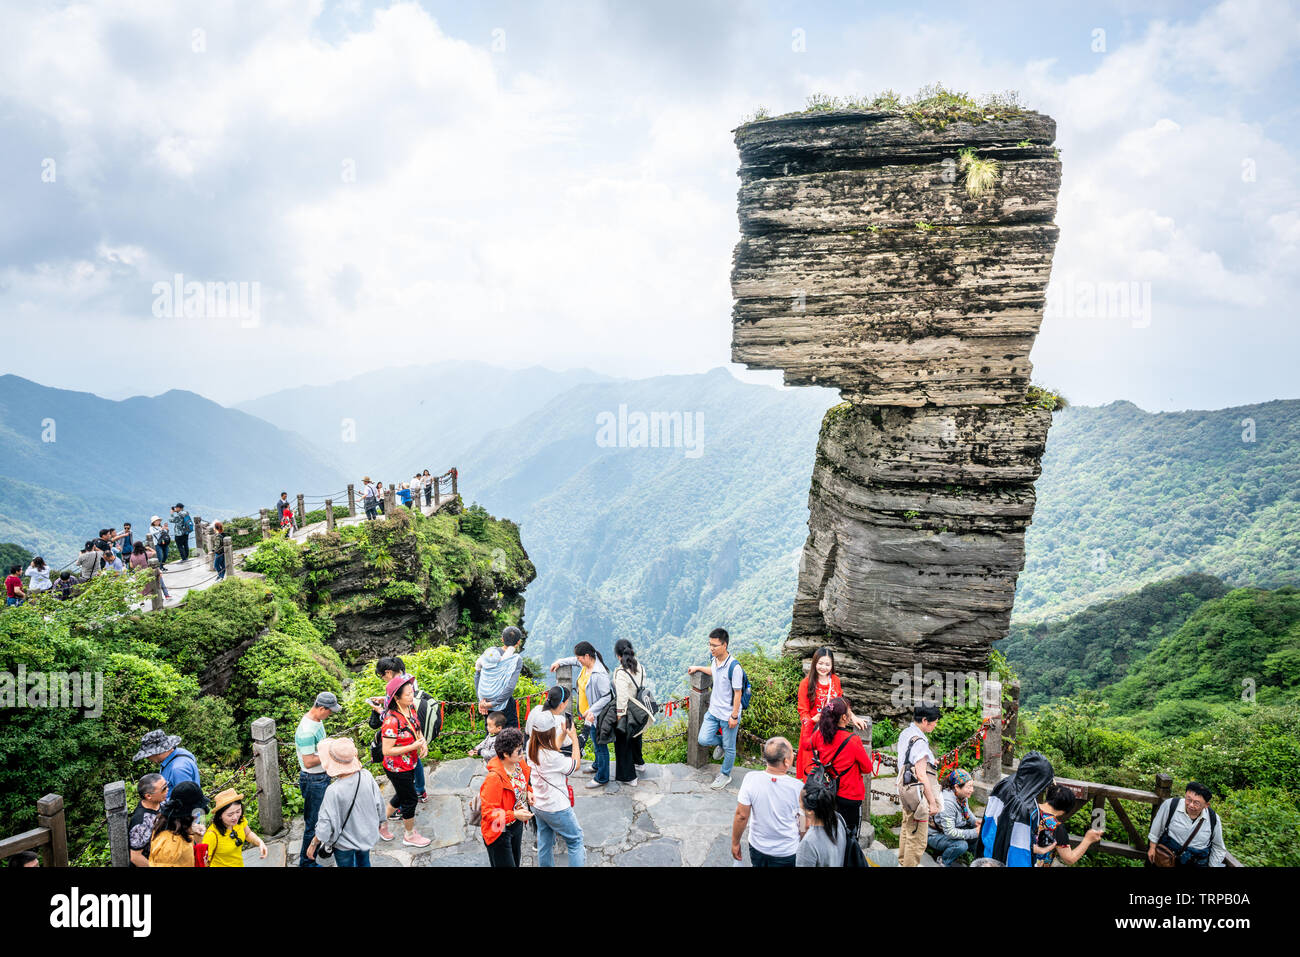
left=1217, top=787, right=1300, bottom=867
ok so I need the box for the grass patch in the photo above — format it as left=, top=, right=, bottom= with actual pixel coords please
left=958, top=147, right=999, bottom=198
left=741, top=83, right=1026, bottom=130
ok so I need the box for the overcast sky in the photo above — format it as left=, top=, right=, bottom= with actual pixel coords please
left=2, top=0, right=1297, bottom=410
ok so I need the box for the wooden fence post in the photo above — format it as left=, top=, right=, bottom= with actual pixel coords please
left=1003, top=679, right=1020, bottom=768
left=223, top=536, right=233, bottom=577
left=36, top=794, right=68, bottom=866
left=104, top=781, right=128, bottom=867
left=1152, top=772, right=1173, bottom=833
left=260, top=508, right=270, bottom=539
left=686, top=670, right=713, bottom=769
left=325, top=498, right=335, bottom=531
left=296, top=494, right=305, bottom=529
left=980, top=679, right=1003, bottom=784
left=252, top=717, right=284, bottom=836
left=347, top=484, right=357, bottom=517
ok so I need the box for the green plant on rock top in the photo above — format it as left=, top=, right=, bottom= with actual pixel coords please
left=957, top=147, right=999, bottom=198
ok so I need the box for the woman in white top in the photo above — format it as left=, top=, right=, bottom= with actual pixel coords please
left=527, top=707, right=584, bottom=867
left=25, top=557, right=52, bottom=593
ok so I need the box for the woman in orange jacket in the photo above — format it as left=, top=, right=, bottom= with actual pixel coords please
left=479, top=727, right=534, bottom=867
left=796, top=647, right=869, bottom=780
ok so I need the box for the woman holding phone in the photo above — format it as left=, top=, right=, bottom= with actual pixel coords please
left=376, top=675, right=432, bottom=848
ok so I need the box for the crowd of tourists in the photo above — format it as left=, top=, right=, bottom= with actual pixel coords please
left=355, top=471, right=443, bottom=522
left=108, top=623, right=1229, bottom=869
left=4, top=505, right=203, bottom=608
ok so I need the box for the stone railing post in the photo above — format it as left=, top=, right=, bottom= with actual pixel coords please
left=980, top=679, right=1003, bottom=784
left=260, top=508, right=270, bottom=539
left=686, top=669, right=713, bottom=769
left=324, top=498, right=335, bottom=531
left=384, top=485, right=396, bottom=514
left=104, top=781, right=129, bottom=867
left=1003, top=679, right=1020, bottom=768
left=150, top=569, right=164, bottom=611
left=296, top=494, right=306, bottom=529
left=433, top=476, right=441, bottom=509
left=192, top=516, right=202, bottom=557
left=204, top=523, right=216, bottom=569
left=451, top=468, right=458, bottom=496
left=223, top=535, right=233, bottom=577
left=347, top=483, right=357, bottom=517
left=37, top=794, right=68, bottom=866
left=855, top=717, right=873, bottom=840
left=252, top=717, right=284, bottom=836
left=555, top=663, right=576, bottom=718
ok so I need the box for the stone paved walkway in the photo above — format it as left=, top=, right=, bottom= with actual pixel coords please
left=250, top=759, right=919, bottom=867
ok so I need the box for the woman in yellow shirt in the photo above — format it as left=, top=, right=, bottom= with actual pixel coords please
left=202, top=789, right=267, bottom=867
left=148, top=781, right=208, bottom=867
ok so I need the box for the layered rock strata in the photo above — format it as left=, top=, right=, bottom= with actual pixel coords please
left=730, top=109, right=1062, bottom=714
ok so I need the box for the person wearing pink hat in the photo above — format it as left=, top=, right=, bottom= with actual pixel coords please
left=376, top=675, right=432, bottom=847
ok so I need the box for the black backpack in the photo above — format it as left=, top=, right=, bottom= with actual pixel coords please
left=370, top=709, right=418, bottom=764
left=805, top=733, right=853, bottom=805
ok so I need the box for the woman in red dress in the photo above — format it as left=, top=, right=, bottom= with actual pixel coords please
left=796, top=647, right=870, bottom=780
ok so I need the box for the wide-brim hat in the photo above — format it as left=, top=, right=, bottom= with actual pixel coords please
left=384, top=674, right=416, bottom=711
left=133, top=729, right=182, bottom=761
left=211, top=788, right=244, bottom=817
left=318, top=737, right=365, bottom=776
left=150, top=516, right=161, bottom=524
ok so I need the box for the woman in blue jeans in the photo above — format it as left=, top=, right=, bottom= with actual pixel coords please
left=527, top=706, right=585, bottom=866
left=548, top=642, right=612, bottom=788
left=927, top=768, right=982, bottom=866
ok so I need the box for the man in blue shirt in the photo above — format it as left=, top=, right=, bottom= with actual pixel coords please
left=687, top=627, right=745, bottom=790
left=134, top=729, right=202, bottom=832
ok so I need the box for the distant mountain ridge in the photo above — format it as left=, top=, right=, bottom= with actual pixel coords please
left=0, top=374, right=348, bottom=561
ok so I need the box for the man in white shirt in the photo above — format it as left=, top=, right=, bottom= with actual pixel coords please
left=1147, top=781, right=1227, bottom=867
left=896, top=704, right=941, bottom=867
left=732, top=736, right=804, bottom=867
left=687, top=627, right=745, bottom=790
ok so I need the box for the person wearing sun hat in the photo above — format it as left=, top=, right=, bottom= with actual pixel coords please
left=202, top=788, right=267, bottom=867
left=295, top=691, right=343, bottom=867
left=376, top=674, right=432, bottom=847
left=306, top=738, right=386, bottom=867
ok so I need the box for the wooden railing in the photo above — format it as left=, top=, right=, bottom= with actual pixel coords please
left=0, top=794, right=68, bottom=866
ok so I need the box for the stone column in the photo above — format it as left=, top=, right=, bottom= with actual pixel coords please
left=150, top=569, right=164, bottom=611
left=451, top=468, right=458, bottom=496
left=104, top=781, right=128, bottom=867
left=296, top=494, right=306, bottom=529
left=1003, top=679, right=1020, bottom=769
left=686, top=670, right=713, bottom=769
left=433, top=477, right=440, bottom=509
left=252, top=717, right=284, bottom=836
left=384, top=485, right=396, bottom=514
left=855, top=717, right=874, bottom=842
left=554, top=664, right=576, bottom=718
left=192, top=516, right=202, bottom=558
left=347, top=483, right=357, bottom=517
left=324, top=499, right=335, bottom=531
left=223, top=536, right=234, bottom=577
left=980, top=679, right=1003, bottom=785
left=260, top=508, right=270, bottom=539
left=36, top=794, right=68, bottom=867
left=205, top=523, right=216, bottom=569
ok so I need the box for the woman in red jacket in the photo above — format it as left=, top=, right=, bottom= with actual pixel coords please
left=807, top=697, right=874, bottom=838
left=479, top=727, right=533, bottom=867
left=796, top=647, right=869, bottom=780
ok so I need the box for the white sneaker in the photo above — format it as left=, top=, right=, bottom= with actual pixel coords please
left=710, top=773, right=731, bottom=790
left=584, top=779, right=606, bottom=789
left=712, top=746, right=723, bottom=760
left=625, top=777, right=638, bottom=787
left=634, top=764, right=646, bottom=772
